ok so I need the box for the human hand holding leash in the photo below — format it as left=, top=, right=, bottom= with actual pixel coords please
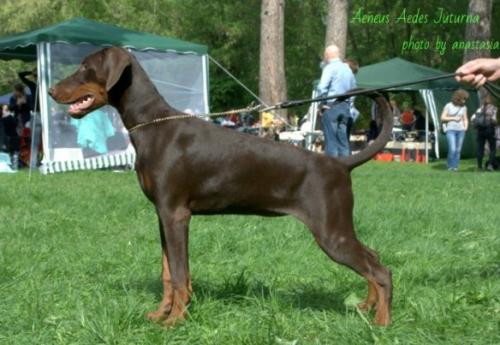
left=455, top=58, right=500, bottom=87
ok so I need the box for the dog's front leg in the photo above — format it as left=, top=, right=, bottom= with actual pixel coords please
left=147, top=222, right=174, bottom=322
left=156, top=205, right=192, bottom=327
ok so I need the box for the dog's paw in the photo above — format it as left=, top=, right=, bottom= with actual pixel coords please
left=373, top=310, right=390, bottom=327
left=357, top=301, right=374, bottom=312
left=146, top=309, right=169, bottom=322
left=162, top=314, right=186, bottom=327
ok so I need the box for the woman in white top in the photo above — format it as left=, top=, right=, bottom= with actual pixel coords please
left=440, top=89, right=469, bottom=171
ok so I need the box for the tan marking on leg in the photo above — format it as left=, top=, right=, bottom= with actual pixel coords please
left=370, top=276, right=390, bottom=326
left=164, top=286, right=191, bottom=327
left=358, top=278, right=378, bottom=311
left=147, top=251, right=174, bottom=322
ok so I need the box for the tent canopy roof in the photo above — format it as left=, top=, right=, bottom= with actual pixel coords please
left=356, top=57, right=463, bottom=90
left=0, top=17, right=208, bottom=61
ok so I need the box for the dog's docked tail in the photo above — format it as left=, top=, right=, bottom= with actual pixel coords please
left=338, top=91, right=393, bottom=171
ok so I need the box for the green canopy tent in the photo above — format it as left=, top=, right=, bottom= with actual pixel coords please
left=0, top=17, right=209, bottom=173
left=355, top=57, right=479, bottom=159
left=307, top=58, right=479, bottom=160
left=0, top=17, right=207, bottom=61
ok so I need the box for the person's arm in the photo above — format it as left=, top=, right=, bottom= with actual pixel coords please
left=9, top=97, right=18, bottom=112
left=470, top=108, right=479, bottom=122
left=18, top=71, right=36, bottom=90
left=316, top=64, right=333, bottom=97
left=455, top=58, right=500, bottom=87
left=18, top=71, right=31, bottom=82
left=440, top=105, right=451, bottom=122
left=463, top=109, right=468, bottom=130
left=491, top=105, right=498, bottom=125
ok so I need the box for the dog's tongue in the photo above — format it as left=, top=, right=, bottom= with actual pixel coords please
left=69, top=96, right=93, bottom=114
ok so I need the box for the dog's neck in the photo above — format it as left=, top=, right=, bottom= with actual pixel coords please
left=108, top=58, right=176, bottom=130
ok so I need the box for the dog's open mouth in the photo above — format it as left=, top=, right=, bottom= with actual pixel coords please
left=68, top=95, right=95, bottom=115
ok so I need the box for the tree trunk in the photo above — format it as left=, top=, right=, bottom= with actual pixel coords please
left=259, top=0, right=287, bottom=116
left=463, top=0, right=492, bottom=63
left=324, top=0, right=348, bottom=58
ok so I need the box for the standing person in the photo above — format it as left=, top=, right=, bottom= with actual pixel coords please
left=9, top=83, right=32, bottom=126
left=18, top=69, right=38, bottom=112
left=344, top=58, right=360, bottom=154
left=1, top=104, right=19, bottom=169
left=441, top=89, right=469, bottom=171
left=19, top=68, right=41, bottom=168
left=0, top=106, right=5, bottom=152
left=390, top=100, right=402, bottom=128
left=316, top=45, right=356, bottom=157
left=471, top=93, right=497, bottom=171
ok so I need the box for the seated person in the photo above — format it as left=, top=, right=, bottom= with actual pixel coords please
left=400, top=106, right=415, bottom=131
left=219, top=115, right=236, bottom=128
left=261, top=111, right=274, bottom=129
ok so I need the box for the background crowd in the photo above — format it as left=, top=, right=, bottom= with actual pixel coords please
left=0, top=69, right=40, bottom=170
left=1, top=55, right=499, bottom=173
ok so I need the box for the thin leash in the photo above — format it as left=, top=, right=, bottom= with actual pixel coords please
left=483, top=81, right=500, bottom=100
left=127, top=104, right=264, bottom=132
left=262, top=72, right=455, bottom=111
left=127, top=72, right=499, bottom=132
left=262, top=74, right=500, bottom=112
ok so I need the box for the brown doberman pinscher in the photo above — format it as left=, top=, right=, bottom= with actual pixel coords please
left=49, top=47, right=393, bottom=327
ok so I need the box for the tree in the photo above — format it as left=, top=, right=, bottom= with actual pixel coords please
left=324, top=0, right=348, bottom=58
left=0, top=0, right=496, bottom=108
left=172, top=1, right=261, bottom=110
left=463, top=0, right=492, bottom=63
left=259, top=0, right=287, bottom=114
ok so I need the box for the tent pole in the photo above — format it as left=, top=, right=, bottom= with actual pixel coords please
left=420, top=89, right=439, bottom=161
left=37, top=42, right=51, bottom=173
left=29, top=69, right=39, bottom=173
left=425, top=109, right=429, bottom=163
left=202, top=54, right=210, bottom=114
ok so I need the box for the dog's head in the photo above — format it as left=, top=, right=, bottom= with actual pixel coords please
left=49, top=47, right=131, bottom=118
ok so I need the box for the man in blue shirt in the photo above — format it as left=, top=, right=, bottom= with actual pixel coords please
left=317, top=45, right=356, bottom=157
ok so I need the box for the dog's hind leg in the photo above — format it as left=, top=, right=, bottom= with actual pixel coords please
left=156, top=205, right=192, bottom=326
left=357, top=277, right=378, bottom=311
left=314, top=223, right=392, bottom=326
left=147, top=219, right=174, bottom=322
left=356, top=245, right=382, bottom=312
left=304, top=188, right=392, bottom=326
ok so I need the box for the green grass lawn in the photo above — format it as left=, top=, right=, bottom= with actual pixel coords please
left=0, top=160, right=499, bottom=345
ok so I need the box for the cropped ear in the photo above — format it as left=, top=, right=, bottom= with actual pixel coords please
left=102, top=47, right=132, bottom=91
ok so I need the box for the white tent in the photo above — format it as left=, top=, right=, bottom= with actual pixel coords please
left=0, top=18, right=209, bottom=173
